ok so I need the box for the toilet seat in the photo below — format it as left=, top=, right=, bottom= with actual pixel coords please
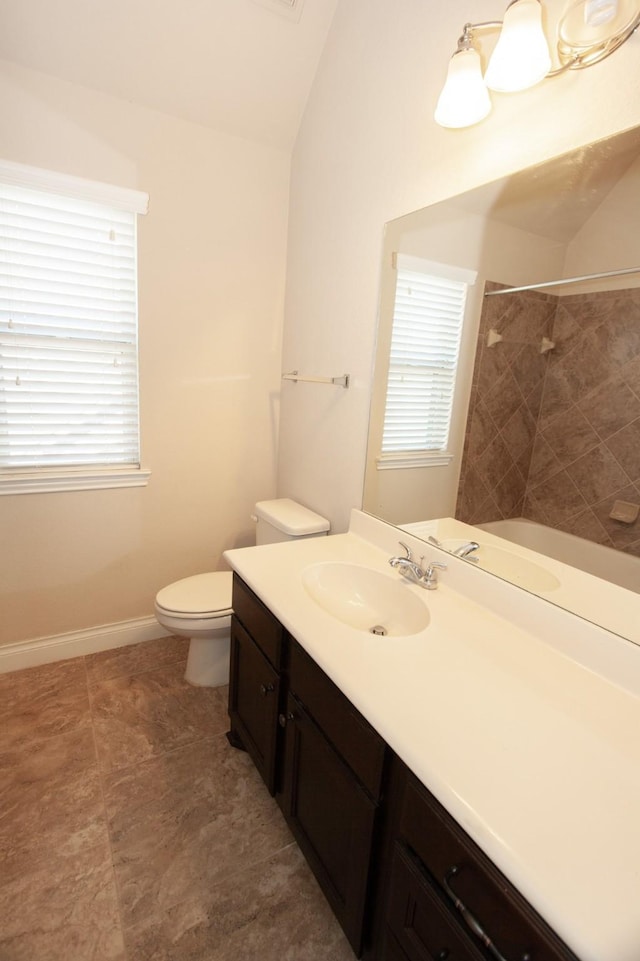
left=155, top=571, right=233, bottom=619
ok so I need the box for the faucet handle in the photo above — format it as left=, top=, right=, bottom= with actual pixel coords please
left=398, top=541, right=413, bottom=561
left=423, top=559, right=447, bottom=590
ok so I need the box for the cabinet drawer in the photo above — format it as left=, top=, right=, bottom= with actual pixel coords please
left=384, top=841, right=485, bottom=961
left=399, top=773, right=578, bottom=961
left=288, top=639, right=386, bottom=800
left=232, top=573, right=284, bottom=669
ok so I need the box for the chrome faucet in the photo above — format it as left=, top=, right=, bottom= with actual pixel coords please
left=388, top=542, right=447, bottom=590
left=452, top=540, right=480, bottom=559
left=388, top=542, right=426, bottom=584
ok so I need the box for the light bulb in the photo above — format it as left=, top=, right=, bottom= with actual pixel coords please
left=485, top=0, right=552, bottom=93
left=584, top=0, right=618, bottom=26
left=434, top=47, right=492, bottom=129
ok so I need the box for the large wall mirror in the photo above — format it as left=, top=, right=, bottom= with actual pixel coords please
left=364, top=124, right=640, bottom=644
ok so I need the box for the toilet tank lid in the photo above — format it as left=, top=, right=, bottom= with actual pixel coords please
left=254, top=498, right=330, bottom=536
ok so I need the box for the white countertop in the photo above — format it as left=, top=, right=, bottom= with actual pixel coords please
left=224, top=510, right=640, bottom=961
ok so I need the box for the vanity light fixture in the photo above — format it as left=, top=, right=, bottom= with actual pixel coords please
left=435, top=0, right=640, bottom=128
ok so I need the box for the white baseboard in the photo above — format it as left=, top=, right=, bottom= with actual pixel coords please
left=0, top=617, right=172, bottom=674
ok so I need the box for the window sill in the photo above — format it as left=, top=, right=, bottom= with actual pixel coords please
left=0, top=467, right=151, bottom=495
left=376, top=451, right=453, bottom=470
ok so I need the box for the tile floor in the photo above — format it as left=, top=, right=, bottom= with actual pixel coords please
left=0, top=636, right=356, bottom=961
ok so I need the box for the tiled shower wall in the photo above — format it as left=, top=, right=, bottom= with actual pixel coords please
left=456, top=283, right=556, bottom=526
left=456, top=284, right=640, bottom=556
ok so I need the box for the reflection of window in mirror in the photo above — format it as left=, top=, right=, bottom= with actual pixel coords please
left=378, top=255, right=477, bottom=471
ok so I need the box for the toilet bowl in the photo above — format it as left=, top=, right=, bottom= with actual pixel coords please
left=154, top=499, right=330, bottom=688
left=154, top=572, right=233, bottom=687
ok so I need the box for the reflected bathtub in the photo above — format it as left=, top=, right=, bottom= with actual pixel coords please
left=478, top=517, right=640, bottom=595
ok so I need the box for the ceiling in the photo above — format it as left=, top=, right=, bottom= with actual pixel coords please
left=0, top=0, right=339, bottom=150
left=449, top=124, right=640, bottom=243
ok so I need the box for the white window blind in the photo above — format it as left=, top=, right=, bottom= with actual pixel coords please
left=0, top=166, right=148, bottom=490
left=379, top=255, right=475, bottom=469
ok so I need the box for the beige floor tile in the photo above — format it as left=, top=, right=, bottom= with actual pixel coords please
left=90, top=661, right=229, bottom=774
left=0, top=727, right=108, bottom=881
left=0, top=657, right=91, bottom=753
left=123, top=844, right=356, bottom=961
left=0, top=840, right=126, bottom=961
left=1, top=646, right=358, bottom=961
left=85, top=636, right=189, bottom=686
left=103, top=734, right=293, bottom=928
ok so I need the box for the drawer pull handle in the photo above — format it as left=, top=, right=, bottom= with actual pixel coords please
left=260, top=683, right=275, bottom=696
left=443, top=866, right=531, bottom=961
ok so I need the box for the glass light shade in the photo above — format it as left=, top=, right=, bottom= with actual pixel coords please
left=559, top=0, right=639, bottom=64
left=434, top=48, right=492, bottom=129
left=484, top=0, right=552, bottom=93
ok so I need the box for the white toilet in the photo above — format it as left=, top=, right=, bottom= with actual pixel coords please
left=154, top=498, right=330, bottom=686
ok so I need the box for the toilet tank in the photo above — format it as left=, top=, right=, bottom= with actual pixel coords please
left=254, top=498, right=330, bottom=545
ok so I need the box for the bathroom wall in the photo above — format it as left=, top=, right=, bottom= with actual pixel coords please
left=0, top=58, right=290, bottom=647
left=457, top=286, right=640, bottom=557
left=529, top=287, right=640, bottom=554
left=277, top=0, right=640, bottom=533
left=564, top=155, right=640, bottom=283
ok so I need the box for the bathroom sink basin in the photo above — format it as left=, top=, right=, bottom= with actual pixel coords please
left=440, top=540, right=560, bottom=593
left=301, top=561, right=430, bottom=636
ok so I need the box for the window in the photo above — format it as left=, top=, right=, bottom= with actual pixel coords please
left=378, top=254, right=476, bottom=470
left=0, top=160, right=149, bottom=494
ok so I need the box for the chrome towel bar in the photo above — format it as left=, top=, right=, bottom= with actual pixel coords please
left=282, top=370, right=350, bottom=388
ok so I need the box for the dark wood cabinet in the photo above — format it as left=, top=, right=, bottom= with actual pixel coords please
left=228, top=615, right=281, bottom=792
left=227, top=574, right=284, bottom=794
left=227, top=575, right=582, bottom=961
left=231, top=573, right=285, bottom=669
left=381, top=842, right=485, bottom=961
left=278, top=691, right=377, bottom=955
left=285, top=638, right=387, bottom=800
left=277, top=638, right=387, bottom=956
left=374, top=757, right=579, bottom=961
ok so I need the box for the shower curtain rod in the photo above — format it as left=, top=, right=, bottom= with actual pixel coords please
left=484, top=265, right=640, bottom=297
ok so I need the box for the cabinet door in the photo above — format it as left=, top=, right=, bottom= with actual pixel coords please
left=288, top=638, right=386, bottom=800
left=228, top=616, right=280, bottom=794
left=279, top=691, right=377, bottom=957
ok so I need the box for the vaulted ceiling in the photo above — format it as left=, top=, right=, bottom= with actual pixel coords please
left=0, top=0, right=339, bottom=150
left=449, top=124, right=640, bottom=243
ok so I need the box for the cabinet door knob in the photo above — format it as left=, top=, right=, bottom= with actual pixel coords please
left=260, top=683, right=275, bottom=696
left=278, top=711, right=295, bottom=728
left=437, top=951, right=449, bottom=961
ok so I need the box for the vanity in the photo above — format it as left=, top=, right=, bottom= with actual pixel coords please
left=224, top=510, right=640, bottom=961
